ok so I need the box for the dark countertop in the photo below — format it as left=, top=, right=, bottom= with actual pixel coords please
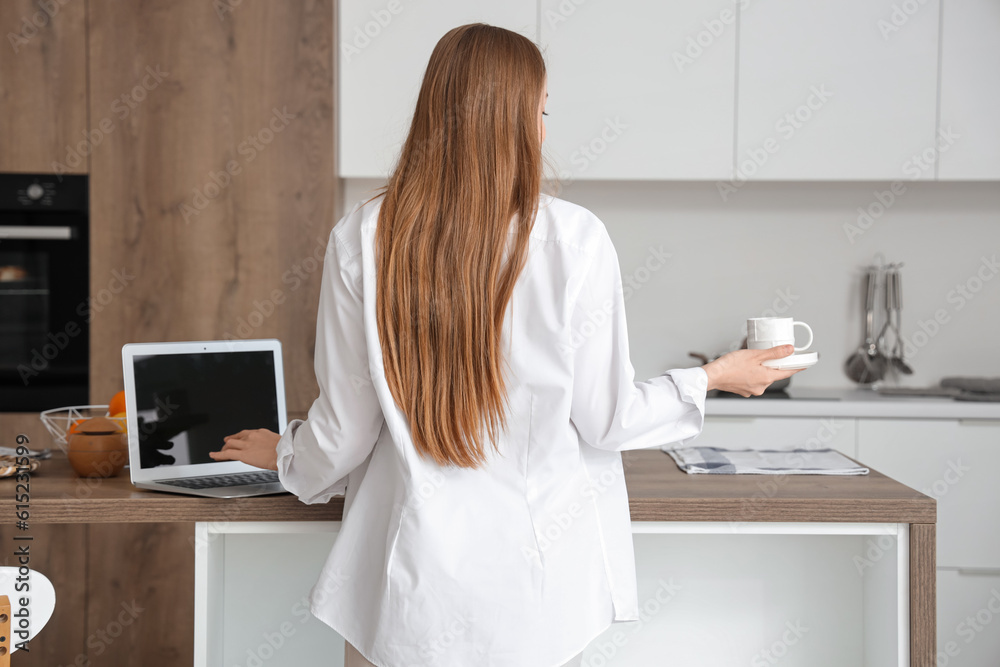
left=2, top=449, right=934, bottom=524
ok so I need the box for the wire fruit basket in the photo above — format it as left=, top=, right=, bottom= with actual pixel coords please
left=39, top=405, right=127, bottom=453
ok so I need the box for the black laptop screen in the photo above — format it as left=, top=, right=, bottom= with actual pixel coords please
left=132, top=351, right=280, bottom=469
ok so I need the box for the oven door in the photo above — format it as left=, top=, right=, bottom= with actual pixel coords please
left=0, top=217, right=89, bottom=411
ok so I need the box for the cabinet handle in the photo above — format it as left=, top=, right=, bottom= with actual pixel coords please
left=706, top=416, right=758, bottom=424
left=0, top=225, right=74, bottom=240
left=952, top=567, right=1000, bottom=576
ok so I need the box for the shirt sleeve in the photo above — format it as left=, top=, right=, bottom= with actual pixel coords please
left=274, top=226, right=385, bottom=504
left=570, top=226, right=708, bottom=452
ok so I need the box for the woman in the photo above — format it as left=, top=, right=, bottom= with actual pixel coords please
left=210, top=23, right=799, bottom=667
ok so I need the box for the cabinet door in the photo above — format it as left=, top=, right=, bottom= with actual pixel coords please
left=938, top=0, right=1000, bottom=179
left=338, top=1, right=537, bottom=178
left=858, top=419, right=1000, bottom=569
left=937, top=569, right=1000, bottom=667
left=539, top=0, right=735, bottom=180
left=88, top=0, right=335, bottom=414
left=698, top=416, right=857, bottom=458
left=737, top=0, right=940, bottom=180
left=0, top=0, right=87, bottom=173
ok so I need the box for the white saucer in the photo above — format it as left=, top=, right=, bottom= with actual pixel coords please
left=762, top=351, right=818, bottom=370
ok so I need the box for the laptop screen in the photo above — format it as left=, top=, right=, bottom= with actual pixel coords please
left=131, top=350, right=280, bottom=470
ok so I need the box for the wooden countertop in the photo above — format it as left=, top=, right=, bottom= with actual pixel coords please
left=2, top=449, right=934, bottom=524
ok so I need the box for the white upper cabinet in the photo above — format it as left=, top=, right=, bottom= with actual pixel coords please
left=737, top=0, right=941, bottom=180
left=538, top=0, right=736, bottom=180
left=938, top=0, right=1000, bottom=179
left=339, top=0, right=997, bottom=182
left=338, top=1, right=537, bottom=178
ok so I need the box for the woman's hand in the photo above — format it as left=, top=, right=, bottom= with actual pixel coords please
left=208, top=428, right=281, bottom=471
left=702, top=345, right=803, bottom=397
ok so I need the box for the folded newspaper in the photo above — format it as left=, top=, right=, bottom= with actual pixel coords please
left=662, top=446, right=869, bottom=475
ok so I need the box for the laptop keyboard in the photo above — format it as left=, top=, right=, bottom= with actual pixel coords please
left=157, top=470, right=280, bottom=490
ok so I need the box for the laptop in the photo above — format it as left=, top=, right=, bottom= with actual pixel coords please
left=121, top=339, right=289, bottom=498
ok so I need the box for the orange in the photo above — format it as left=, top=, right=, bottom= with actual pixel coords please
left=108, top=390, right=126, bottom=417
left=110, top=411, right=128, bottom=434
left=67, top=419, right=85, bottom=435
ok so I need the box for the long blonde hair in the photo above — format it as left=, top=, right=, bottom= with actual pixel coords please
left=374, top=24, right=546, bottom=468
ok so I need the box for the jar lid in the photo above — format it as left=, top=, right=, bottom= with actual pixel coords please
left=75, top=416, right=124, bottom=436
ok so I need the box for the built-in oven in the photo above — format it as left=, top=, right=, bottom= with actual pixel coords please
left=0, top=173, right=89, bottom=412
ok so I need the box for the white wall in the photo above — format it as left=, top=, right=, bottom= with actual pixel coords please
left=341, top=178, right=1000, bottom=389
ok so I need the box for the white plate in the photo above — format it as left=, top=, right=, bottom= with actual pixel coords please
left=762, top=351, right=818, bottom=370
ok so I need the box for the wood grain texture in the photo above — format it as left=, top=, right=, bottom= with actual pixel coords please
left=910, top=523, right=936, bottom=667
left=85, top=523, right=194, bottom=666
left=4, top=448, right=936, bottom=525
left=0, top=0, right=87, bottom=173
left=624, top=449, right=936, bottom=523
left=0, top=412, right=52, bottom=451
left=0, top=524, right=88, bottom=665
left=87, top=0, right=335, bottom=414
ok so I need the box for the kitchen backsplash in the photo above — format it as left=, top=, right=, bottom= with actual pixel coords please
left=342, top=178, right=999, bottom=389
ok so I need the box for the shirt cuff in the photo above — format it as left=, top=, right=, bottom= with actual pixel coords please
left=666, top=366, right=708, bottom=404
left=275, top=419, right=303, bottom=489
left=663, top=366, right=708, bottom=442
left=275, top=418, right=351, bottom=504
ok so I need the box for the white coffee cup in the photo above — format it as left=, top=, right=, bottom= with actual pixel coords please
left=746, top=317, right=813, bottom=352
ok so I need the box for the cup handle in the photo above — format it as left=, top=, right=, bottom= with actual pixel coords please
left=793, top=322, right=813, bottom=352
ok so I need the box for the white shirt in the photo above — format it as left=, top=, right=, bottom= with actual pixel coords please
left=275, top=194, right=708, bottom=667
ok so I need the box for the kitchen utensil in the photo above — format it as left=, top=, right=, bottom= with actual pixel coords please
left=845, top=268, right=887, bottom=384
left=875, top=267, right=893, bottom=360
left=865, top=268, right=890, bottom=382
left=889, top=268, right=913, bottom=375
left=746, top=317, right=814, bottom=352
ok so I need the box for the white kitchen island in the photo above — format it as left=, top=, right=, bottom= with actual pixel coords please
left=193, top=450, right=935, bottom=667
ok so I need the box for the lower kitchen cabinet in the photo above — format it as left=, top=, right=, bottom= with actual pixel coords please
left=858, top=418, right=1000, bottom=667
left=697, top=414, right=1000, bottom=665
left=937, top=569, right=1000, bottom=667
left=857, top=418, right=1000, bottom=570
left=698, top=416, right=857, bottom=458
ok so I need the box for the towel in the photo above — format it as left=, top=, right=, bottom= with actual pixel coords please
left=876, top=386, right=960, bottom=398
left=940, top=377, right=1000, bottom=402
left=941, top=377, right=1000, bottom=394
left=662, top=446, right=869, bottom=475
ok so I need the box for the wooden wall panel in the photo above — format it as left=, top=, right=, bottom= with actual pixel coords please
left=0, top=524, right=88, bottom=665
left=0, top=417, right=85, bottom=663
left=0, top=419, right=198, bottom=664
left=0, top=0, right=87, bottom=173
left=0, top=411, right=51, bottom=450
left=85, top=523, right=195, bottom=665
left=87, top=0, right=335, bottom=414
